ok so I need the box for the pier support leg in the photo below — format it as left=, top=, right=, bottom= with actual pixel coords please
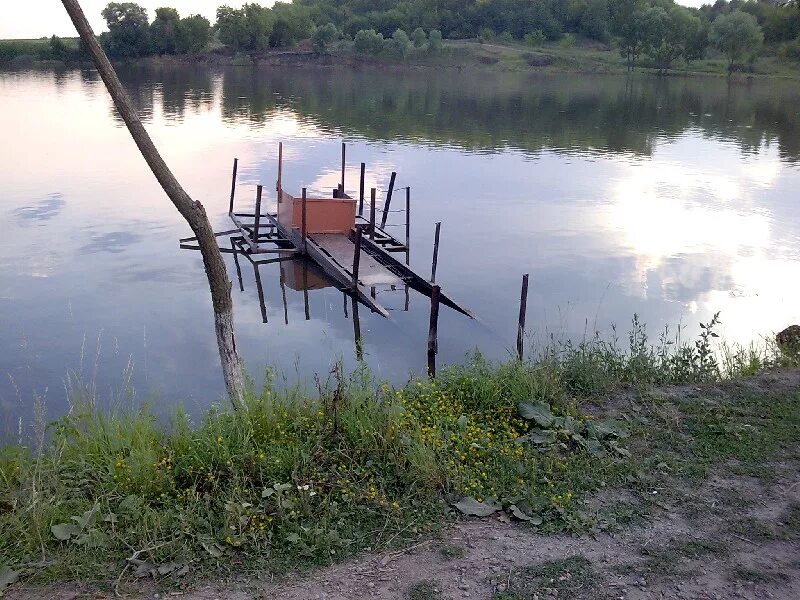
left=369, top=188, right=377, bottom=241
left=359, top=162, right=365, bottom=216
left=254, top=185, right=263, bottom=250
left=228, top=158, right=238, bottom=214
left=431, top=222, right=441, bottom=283
left=517, top=273, right=529, bottom=361
left=427, top=284, right=441, bottom=378
left=380, top=171, right=397, bottom=228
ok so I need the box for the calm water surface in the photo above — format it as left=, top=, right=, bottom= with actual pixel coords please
left=2, top=64, right=800, bottom=427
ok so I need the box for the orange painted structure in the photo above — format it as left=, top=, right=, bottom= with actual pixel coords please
left=276, top=190, right=356, bottom=235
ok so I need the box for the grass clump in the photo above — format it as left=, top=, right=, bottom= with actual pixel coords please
left=408, top=578, right=444, bottom=599
left=493, top=555, right=597, bottom=599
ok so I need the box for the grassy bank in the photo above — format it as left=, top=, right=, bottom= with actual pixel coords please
left=5, top=35, right=800, bottom=79
left=1, top=316, right=798, bottom=595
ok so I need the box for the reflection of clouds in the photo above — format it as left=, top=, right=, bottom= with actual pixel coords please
left=12, top=193, right=65, bottom=224
left=78, top=231, right=142, bottom=254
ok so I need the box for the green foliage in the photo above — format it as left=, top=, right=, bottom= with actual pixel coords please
left=391, top=28, right=412, bottom=59
left=354, top=29, right=385, bottom=54
left=428, top=29, right=443, bottom=52
left=151, top=7, right=179, bottom=54
left=710, top=10, right=764, bottom=71
left=311, top=22, right=338, bottom=54
left=524, top=30, right=547, bottom=47
left=479, top=27, right=496, bottom=43
left=641, top=6, right=702, bottom=73
left=101, top=2, right=151, bottom=58
left=270, top=2, right=313, bottom=48
left=560, top=33, right=577, bottom=49
left=778, top=37, right=800, bottom=61
left=176, top=15, right=211, bottom=54
left=412, top=27, right=427, bottom=48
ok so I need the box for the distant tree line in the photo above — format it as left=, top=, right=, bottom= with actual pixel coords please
left=2, top=0, right=799, bottom=72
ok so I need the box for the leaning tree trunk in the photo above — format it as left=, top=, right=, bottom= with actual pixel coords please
left=61, top=0, right=246, bottom=409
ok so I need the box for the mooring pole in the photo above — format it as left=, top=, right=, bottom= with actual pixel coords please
left=228, top=158, right=238, bottom=215
left=301, top=187, right=308, bottom=254
left=405, top=186, right=411, bottom=264
left=380, top=171, right=397, bottom=228
left=517, top=273, right=529, bottom=361
left=358, top=162, right=365, bottom=216
left=341, top=142, right=346, bottom=191
left=254, top=185, right=263, bottom=249
left=253, top=263, right=268, bottom=324
left=303, top=265, right=310, bottom=321
left=352, top=228, right=362, bottom=291
left=431, top=221, right=441, bottom=283
left=369, top=188, right=377, bottom=241
left=427, top=284, right=441, bottom=378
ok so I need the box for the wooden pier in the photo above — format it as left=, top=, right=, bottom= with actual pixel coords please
left=185, top=142, right=473, bottom=320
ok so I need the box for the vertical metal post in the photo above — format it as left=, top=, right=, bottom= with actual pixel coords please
left=380, top=171, right=397, bottom=228
left=358, top=162, right=365, bottom=216
left=277, top=142, right=283, bottom=200
left=228, top=158, right=238, bottom=214
left=352, top=296, right=363, bottom=360
left=352, top=228, right=362, bottom=291
left=341, top=142, right=346, bottom=191
left=369, top=188, right=377, bottom=241
left=301, top=187, right=308, bottom=254
left=427, top=284, right=441, bottom=378
left=405, top=186, right=411, bottom=264
left=254, top=185, right=263, bottom=249
left=431, top=221, right=441, bottom=283
left=517, top=274, right=529, bottom=361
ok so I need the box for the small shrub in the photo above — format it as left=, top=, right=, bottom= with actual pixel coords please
left=311, top=22, right=338, bottom=54
left=411, top=27, right=427, bottom=48
left=428, top=29, right=443, bottom=52
left=524, top=30, right=546, bottom=48
left=354, top=29, right=385, bottom=54
left=559, top=33, right=576, bottom=49
left=478, top=27, right=495, bottom=43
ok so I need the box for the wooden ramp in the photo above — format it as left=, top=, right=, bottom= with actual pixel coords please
left=313, top=234, right=402, bottom=287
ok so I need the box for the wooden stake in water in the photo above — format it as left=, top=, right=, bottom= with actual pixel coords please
left=517, top=273, right=529, bottom=360
left=228, top=158, right=238, bottom=214
left=431, top=221, right=441, bottom=283
left=359, top=162, right=366, bottom=215
left=380, top=171, right=397, bottom=228
left=427, top=284, right=441, bottom=378
left=277, top=142, right=283, bottom=199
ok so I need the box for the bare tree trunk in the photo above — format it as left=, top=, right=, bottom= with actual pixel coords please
left=61, top=0, right=246, bottom=409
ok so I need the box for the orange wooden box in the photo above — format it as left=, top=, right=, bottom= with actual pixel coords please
left=277, top=190, right=356, bottom=235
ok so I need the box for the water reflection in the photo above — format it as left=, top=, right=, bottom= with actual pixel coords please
left=1, top=65, right=800, bottom=427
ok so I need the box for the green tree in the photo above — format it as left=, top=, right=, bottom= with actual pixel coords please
left=524, top=30, right=546, bottom=47
left=270, top=2, right=313, bottom=48
left=101, top=2, right=151, bottom=58
left=411, top=27, right=427, bottom=48
left=177, top=14, right=211, bottom=53
left=312, top=22, right=338, bottom=53
left=579, top=0, right=611, bottom=42
left=641, top=6, right=701, bottom=73
left=244, top=3, right=274, bottom=50
left=151, top=6, right=179, bottom=54
left=391, top=28, right=412, bottom=58
left=353, top=29, right=385, bottom=54
left=216, top=6, right=249, bottom=51
left=710, top=10, right=763, bottom=73
left=611, top=0, right=646, bottom=69
left=428, top=29, right=443, bottom=52
left=49, top=35, right=72, bottom=61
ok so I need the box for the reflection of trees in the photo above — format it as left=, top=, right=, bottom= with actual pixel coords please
left=98, top=63, right=800, bottom=162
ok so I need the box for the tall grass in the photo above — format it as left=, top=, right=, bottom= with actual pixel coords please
left=0, top=315, right=796, bottom=587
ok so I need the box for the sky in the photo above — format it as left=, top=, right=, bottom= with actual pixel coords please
left=3, top=0, right=706, bottom=40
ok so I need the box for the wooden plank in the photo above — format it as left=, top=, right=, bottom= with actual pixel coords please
left=358, top=234, right=473, bottom=319
left=264, top=213, right=390, bottom=318
left=313, top=234, right=402, bottom=287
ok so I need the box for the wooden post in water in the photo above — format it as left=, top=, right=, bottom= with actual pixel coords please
left=380, top=171, right=397, bottom=228
left=369, top=188, right=377, bottom=241
left=253, top=263, right=268, bottom=324
left=427, top=284, right=441, bottom=378
left=359, top=162, right=365, bottom=215
left=228, top=158, right=238, bottom=214
left=254, top=185, right=263, bottom=249
left=431, top=221, right=441, bottom=283
left=351, top=228, right=362, bottom=291
left=341, top=142, right=346, bottom=191
left=301, top=187, right=308, bottom=254
left=517, top=273, right=529, bottom=361
left=230, top=238, right=244, bottom=291
left=405, top=186, right=411, bottom=264
left=352, top=296, right=363, bottom=360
